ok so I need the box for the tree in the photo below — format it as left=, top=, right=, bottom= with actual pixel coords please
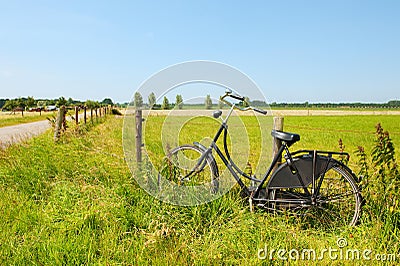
left=101, top=98, right=113, bottom=106
left=176, top=94, right=183, bottom=109
left=0, top=99, right=6, bottom=109
left=134, top=92, right=143, bottom=109
left=239, top=97, right=250, bottom=108
left=67, top=97, right=75, bottom=106
left=148, top=92, right=156, bottom=108
left=161, top=96, right=170, bottom=110
left=244, top=97, right=250, bottom=107
left=205, top=94, right=213, bottom=109
left=85, top=100, right=96, bottom=109
left=3, top=99, right=17, bottom=112
left=17, top=98, right=26, bottom=116
left=26, top=96, right=35, bottom=109
left=218, top=99, right=224, bottom=109
left=56, top=96, right=67, bottom=107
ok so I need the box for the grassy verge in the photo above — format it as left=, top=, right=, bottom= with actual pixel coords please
left=0, top=116, right=399, bottom=264
left=0, top=112, right=55, bottom=128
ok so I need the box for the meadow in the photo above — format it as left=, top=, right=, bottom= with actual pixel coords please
left=0, top=114, right=399, bottom=265
left=0, top=111, right=54, bottom=128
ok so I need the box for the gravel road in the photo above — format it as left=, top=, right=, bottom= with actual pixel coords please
left=0, top=120, right=50, bottom=149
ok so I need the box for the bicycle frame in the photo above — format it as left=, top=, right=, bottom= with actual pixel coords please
left=186, top=103, right=284, bottom=197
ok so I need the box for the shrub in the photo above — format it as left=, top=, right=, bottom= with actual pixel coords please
left=355, top=123, right=400, bottom=229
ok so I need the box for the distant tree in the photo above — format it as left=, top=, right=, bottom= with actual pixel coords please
left=56, top=96, right=67, bottom=107
left=176, top=94, right=183, bottom=109
left=388, top=100, right=400, bottom=107
left=101, top=98, right=114, bottom=106
left=134, top=92, right=143, bottom=109
left=239, top=97, right=250, bottom=108
left=205, top=94, right=213, bottom=109
left=148, top=92, right=156, bottom=108
left=3, top=99, right=17, bottom=112
left=17, top=98, right=26, bottom=116
left=26, top=96, right=35, bottom=109
left=0, top=99, right=6, bottom=109
left=161, top=96, right=170, bottom=110
left=252, top=100, right=268, bottom=107
left=47, top=99, right=56, bottom=106
left=218, top=99, right=224, bottom=109
left=67, top=97, right=75, bottom=106
left=85, top=100, right=96, bottom=109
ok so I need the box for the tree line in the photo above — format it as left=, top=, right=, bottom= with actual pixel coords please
left=0, top=96, right=115, bottom=116
left=131, top=92, right=216, bottom=110
left=132, top=92, right=400, bottom=110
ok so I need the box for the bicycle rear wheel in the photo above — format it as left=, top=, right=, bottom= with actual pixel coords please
left=268, top=162, right=361, bottom=227
left=162, top=145, right=219, bottom=192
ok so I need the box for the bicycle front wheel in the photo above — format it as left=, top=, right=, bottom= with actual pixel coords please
left=268, top=160, right=361, bottom=227
left=162, top=144, right=219, bottom=192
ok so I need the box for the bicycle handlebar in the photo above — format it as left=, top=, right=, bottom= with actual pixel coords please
left=220, top=91, right=267, bottom=115
left=228, top=93, right=245, bottom=101
left=252, top=107, right=268, bottom=115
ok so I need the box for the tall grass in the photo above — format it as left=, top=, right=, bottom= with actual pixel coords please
left=0, top=116, right=399, bottom=264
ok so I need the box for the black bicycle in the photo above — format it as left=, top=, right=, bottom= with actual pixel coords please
left=165, top=90, right=362, bottom=226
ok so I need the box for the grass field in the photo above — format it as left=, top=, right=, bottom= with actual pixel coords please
left=1, top=115, right=399, bottom=264
left=0, top=111, right=54, bottom=128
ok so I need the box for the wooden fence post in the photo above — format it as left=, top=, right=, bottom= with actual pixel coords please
left=75, top=106, right=79, bottom=126
left=84, top=106, right=87, bottom=124
left=54, top=106, right=66, bottom=142
left=135, top=109, right=143, bottom=164
left=272, top=116, right=284, bottom=164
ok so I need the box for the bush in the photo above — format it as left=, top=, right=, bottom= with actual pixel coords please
left=356, top=123, right=400, bottom=229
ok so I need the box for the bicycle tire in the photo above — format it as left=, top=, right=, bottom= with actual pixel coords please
left=267, top=158, right=361, bottom=227
left=164, top=144, right=219, bottom=192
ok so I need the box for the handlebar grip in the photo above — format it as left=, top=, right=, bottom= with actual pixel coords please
left=253, top=107, right=267, bottom=115
left=229, top=94, right=245, bottom=101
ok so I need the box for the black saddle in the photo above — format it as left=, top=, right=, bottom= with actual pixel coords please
left=271, top=130, right=300, bottom=146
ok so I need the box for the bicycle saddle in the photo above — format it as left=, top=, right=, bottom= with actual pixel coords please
left=271, top=130, right=300, bottom=145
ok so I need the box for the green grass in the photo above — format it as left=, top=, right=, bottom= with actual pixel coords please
left=1, top=115, right=399, bottom=264
left=0, top=111, right=55, bottom=127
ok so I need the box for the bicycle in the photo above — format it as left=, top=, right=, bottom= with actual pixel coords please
left=164, top=90, right=362, bottom=226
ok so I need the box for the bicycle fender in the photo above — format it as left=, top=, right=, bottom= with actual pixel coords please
left=267, top=154, right=336, bottom=189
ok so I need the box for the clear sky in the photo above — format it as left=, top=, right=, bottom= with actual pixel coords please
left=1, top=0, right=399, bottom=103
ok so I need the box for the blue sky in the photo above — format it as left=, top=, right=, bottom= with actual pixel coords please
left=0, top=0, right=399, bottom=103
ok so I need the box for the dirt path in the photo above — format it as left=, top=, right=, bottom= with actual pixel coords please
left=0, top=113, right=96, bottom=149
left=0, top=120, right=50, bottom=149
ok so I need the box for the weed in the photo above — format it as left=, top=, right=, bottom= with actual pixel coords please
left=355, top=123, right=400, bottom=230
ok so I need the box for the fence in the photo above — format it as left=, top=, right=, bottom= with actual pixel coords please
left=54, top=105, right=111, bottom=141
